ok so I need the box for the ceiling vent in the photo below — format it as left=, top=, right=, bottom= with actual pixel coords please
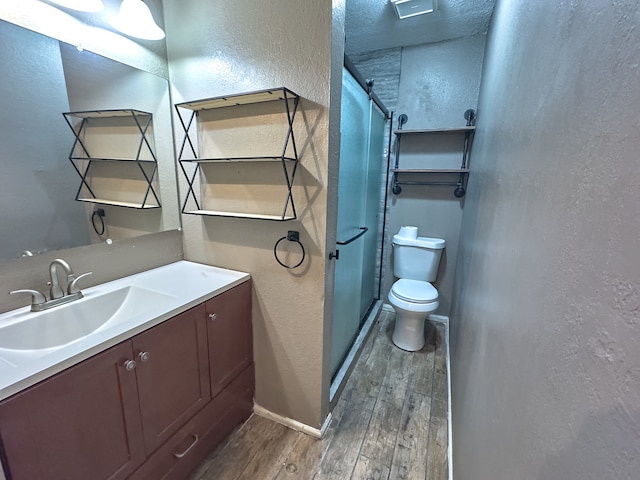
left=390, top=0, right=436, bottom=19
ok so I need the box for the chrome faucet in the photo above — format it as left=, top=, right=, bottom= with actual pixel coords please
left=10, top=259, right=92, bottom=312
left=49, top=258, right=74, bottom=300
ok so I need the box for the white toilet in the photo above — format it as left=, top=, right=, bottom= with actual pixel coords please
left=388, top=226, right=445, bottom=351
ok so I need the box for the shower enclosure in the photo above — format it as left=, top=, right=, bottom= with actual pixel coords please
left=331, top=66, right=387, bottom=378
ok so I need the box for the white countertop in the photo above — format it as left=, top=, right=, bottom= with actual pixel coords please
left=0, top=260, right=250, bottom=401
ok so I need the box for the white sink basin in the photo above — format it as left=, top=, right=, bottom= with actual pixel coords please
left=0, top=286, right=175, bottom=351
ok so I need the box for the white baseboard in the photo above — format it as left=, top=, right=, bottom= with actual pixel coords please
left=253, top=404, right=332, bottom=439
left=428, top=313, right=449, bottom=326
left=443, top=317, right=453, bottom=480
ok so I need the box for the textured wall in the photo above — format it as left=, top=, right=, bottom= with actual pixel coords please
left=350, top=47, right=402, bottom=112
left=164, top=0, right=338, bottom=428
left=345, top=0, right=494, bottom=55
left=451, top=1, right=640, bottom=478
left=397, top=37, right=486, bottom=130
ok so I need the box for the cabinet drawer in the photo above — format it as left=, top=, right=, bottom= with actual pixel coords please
left=129, top=364, right=254, bottom=480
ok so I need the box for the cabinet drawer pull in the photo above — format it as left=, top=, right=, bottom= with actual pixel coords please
left=173, top=434, right=199, bottom=459
left=123, top=360, right=137, bottom=371
left=138, top=351, right=151, bottom=362
left=208, top=313, right=217, bottom=321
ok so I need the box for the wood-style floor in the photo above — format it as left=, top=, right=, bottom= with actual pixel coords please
left=188, top=309, right=449, bottom=480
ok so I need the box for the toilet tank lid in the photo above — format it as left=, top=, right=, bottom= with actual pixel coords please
left=392, top=235, right=445, bottom=249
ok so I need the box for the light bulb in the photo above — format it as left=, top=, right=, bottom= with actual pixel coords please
left=112, top=0, right=165, bottom=41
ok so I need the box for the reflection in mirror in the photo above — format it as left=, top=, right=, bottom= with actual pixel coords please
left=0, top=19, right=179, bottom=262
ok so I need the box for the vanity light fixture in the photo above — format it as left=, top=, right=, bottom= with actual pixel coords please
left=112, top=0, right=165, bottom=40
left=49, top=0, right=105, bottom=12
left=390, top=0, right=436, bottom=19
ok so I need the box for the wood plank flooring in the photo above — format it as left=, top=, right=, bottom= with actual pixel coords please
left=188, top=310, right=448, bottom=480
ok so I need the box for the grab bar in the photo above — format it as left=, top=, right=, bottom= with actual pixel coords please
left=337, top=227, right=368, bottom=245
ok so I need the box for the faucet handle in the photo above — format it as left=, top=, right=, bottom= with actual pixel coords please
left=67, top=272, right=92, bottom=295
left=9, top=289, right=47, bottom=307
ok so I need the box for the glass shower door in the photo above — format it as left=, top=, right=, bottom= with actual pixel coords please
left=359, top=102, right=385, bottom=320
left=331, top=68, right=385, bottom=377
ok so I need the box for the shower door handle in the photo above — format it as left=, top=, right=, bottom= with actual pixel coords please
left=336, top=227, right=368, bottom=246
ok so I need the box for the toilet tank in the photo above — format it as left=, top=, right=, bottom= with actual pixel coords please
left=392, top=234, right=445, bottom=282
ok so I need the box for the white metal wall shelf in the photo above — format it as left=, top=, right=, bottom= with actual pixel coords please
left=62, top=109, right=161, bottom=209
left=174, top=87, right=300, bottom=221
left=391, top=110, right=476, bottom=198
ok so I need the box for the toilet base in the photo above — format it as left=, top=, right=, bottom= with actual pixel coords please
left=388, top=285, right=438, bottom=352
left=392, top=315, right=427, bottom=351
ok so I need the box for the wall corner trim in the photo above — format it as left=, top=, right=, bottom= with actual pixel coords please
left=428, top=314, right=449, bottom=325
left=253, top=404, right=332, bottom=439
left=433, top=313, right=453, bottom=479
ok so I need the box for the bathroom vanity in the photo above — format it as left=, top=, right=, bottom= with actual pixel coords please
left=0, top=261, right=253, bottom=480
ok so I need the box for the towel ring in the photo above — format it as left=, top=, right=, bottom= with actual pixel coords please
left=274, top=231, right=305, bottom=269
left=91, top=208, right=105, bottom=235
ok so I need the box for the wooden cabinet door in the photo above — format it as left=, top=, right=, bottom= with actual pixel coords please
left=206, top=281, right=253, bottom=397
left=133, top=304, right=211, bottom=454
left=0, top=342, right=145, bottom=480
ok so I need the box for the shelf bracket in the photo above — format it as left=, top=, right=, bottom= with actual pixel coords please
left=391, top=114, right=408, bottom=195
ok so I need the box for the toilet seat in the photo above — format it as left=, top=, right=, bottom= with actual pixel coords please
left=391, top=279, right=438, bottom=304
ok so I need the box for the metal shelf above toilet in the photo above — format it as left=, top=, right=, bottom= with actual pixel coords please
left=391, top=110, right=476, bottom=198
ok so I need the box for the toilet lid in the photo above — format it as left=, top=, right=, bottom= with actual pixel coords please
left=392, top=279, right=438, bottom=304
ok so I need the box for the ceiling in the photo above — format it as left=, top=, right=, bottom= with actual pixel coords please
left=345, top=0, right=496, bottom=55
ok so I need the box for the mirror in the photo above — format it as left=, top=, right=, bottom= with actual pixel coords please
left=0, top=19, right=180, bottom=261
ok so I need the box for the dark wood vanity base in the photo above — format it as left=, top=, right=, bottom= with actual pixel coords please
left=0, top=280, right=253, bottom=480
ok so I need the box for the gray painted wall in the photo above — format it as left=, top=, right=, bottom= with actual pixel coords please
left=354, top=36, right=486, bottom=315
left=451, top=1, right=640, bottom=478
left=397, top=36, right=486, bottom=130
